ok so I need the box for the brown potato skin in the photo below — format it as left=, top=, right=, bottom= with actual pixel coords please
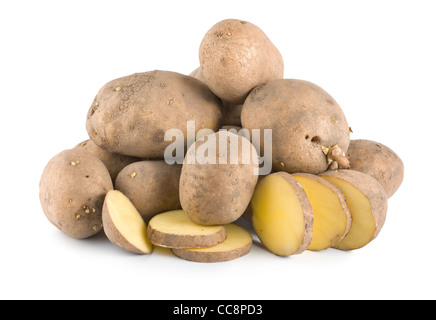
left=320, top=169, right=388, bottom=244
left=146, top=222, right=226, bottom=249
left=346, top=139, right=404, bottom=198
left=199, top=19, right=284, bottom=104
left=115, top=160, right=182, bottom=223
left=242, top=79, right=350, bottom=174
left=74, top=139, right=140, bottom=182
left=39, top=149, right=113, bottom=239
left=86, top=70, right=223, bottom=158
left=179, top=131, right=259, bottom=225
left=190, top=67, right=242, bottom=126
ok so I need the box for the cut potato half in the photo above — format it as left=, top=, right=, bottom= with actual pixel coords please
left=146, top=210, right=226, bottom=249
left=250, top=172, right=314, bottom=256
left=293, top=173, right=351, bottom=251
left=172, top=224, right=252, bottom=263
left=320, top=170, right=388, bottom=250
left=102, top=190, right=153, bottom=254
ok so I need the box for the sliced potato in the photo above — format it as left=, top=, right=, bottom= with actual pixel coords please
left=146, top=210, right=227, bottom=249
left=320, top=170, right=388, bottom=250
left=251, top=172, right=314, bottom=256
left=293, top=173, right=352, bottom=251
left=172, top=224, right=252, bottom=263
left=102, top=190, right=153, bottom=254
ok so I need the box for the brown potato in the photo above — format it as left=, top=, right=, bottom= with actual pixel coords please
left=199, top=19, right=284, bottom=104
left=320, top=170, right=388, bottom=250
left=74, top=139, right=139, bottom=182
left=39, top=149, right=113, bottom=239
left=86, top=70, right=223, bottom=158
left=114, top=160, right=182, bottom=223
left=242, top=79, right=350, bottom=174
left=346, top=139, right=404, bottom=198
left=190, top=67, right=242, bottom=126
left=179, top=131, right=259, bottom=225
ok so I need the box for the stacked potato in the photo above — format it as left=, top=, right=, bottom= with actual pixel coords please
left=39, top=19, right=404, bottom=262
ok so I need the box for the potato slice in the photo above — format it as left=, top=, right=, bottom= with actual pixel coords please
left=102, top=190, right=153, bottom=254
left=320, top=170, right=388, bottom=250
left=146, top=210, right=226, bottom=249
left=293, top=173, right=352, bottom=251
left=250, top=172, right=314, bottom=256
left=172, top=224, right=252, bottom=263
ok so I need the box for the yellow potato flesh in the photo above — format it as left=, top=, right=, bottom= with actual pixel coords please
left=251, top=174, right=305, bottom=256
left=321, top=176, right=376, bottom=250
left=182, top=224, right=251, bottom=253
left=106, top=190, right=153, bottom=253
left=148, top=210, right=224, bottom=236
left=293, top=175, right=348, bottom=251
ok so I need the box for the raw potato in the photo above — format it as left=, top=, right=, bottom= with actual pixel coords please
left=250, top=172, right=314, bottom=256
left=146, top=210, right=226, bottom=249
left=86, top=70, right=223, bottom=158
left=320, top=170, right=388, bottom=250
left=199, top=19, right=284, bottom=104
left=179, top=131, right=259, bottom=225
left=347, top=139, right=404, bottom=198
left=75, top=139, right=139, bottom=182
left=221, top=101, right=243, bottom=126
left=115, top=160, right=182, bottom=222
left=191, top=67, right=243, bottom=126
left=172, top=224, right=252, bottom=263
left=39, top=149, right=113, bottom=239
left=242, top=79, right=350, bottom=174
left=292, top=173, right=352, bottom=251
left=102, top=190, right=153, bottom=254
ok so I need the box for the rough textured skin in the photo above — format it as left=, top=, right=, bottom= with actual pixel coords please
left=199, top=19, right=284, bottom=104
left=39, top=149, right=113, bottom=239
left=86, top=70, right=223, bottom=158
left=171, top=224, right=252, bottom=263
left=191, top=67, right=242, bottom=126
left=320, top=169, right=388, bottom=243
left=179, top=131, right=259, bottom=225
left=102, top=191, right=151, bottom=254
left=222, top=101, right=243, bottom=126
left=291, top=173, right=352, bottom=247
left=242, top=79, right=350, bottom=174
left=271, top=172, right=314, bottom=255
left=74, top=139, right=139, bottom=182
left=189, top=67, right=206, bottom=83
left=146, top=223, right=226, bottom=249
left=115, top=160, right=182, bottom=222
left=347, top=139, right=404, bottom=198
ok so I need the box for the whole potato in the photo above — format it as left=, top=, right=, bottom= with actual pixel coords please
left=39, top=149, right=113, bottom=239
left=346, top=139, right=404, bottom=198
left=115, top=160, right=182, bottom=222
left=75, top=139, right=140, bottom=182
left=179, top=131, right=259, bottom=225
left=190, top=67, right=242, bottom=126
left=86, top=70, right=223, bottom=158
left=199, top=19, right=284, bottom=104
left=241, top=79, right=350, bottom=174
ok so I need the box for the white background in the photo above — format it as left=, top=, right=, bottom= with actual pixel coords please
left=1, top=0, right=435, bottom=300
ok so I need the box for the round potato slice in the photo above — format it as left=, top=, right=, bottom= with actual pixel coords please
left=172, top=224, right=252, bottom=263
left=146, top=210, right=226, bottom=249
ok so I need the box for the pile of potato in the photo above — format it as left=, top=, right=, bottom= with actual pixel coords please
left=39, top=19, right=404, bottom=262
